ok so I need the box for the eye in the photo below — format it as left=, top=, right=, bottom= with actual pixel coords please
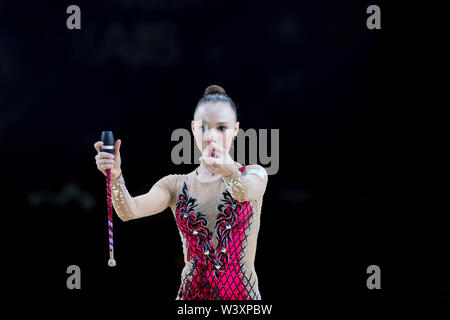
left=218, top=126, right=226, bottom=132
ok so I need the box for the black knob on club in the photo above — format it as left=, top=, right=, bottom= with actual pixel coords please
left=101, top=131, right=115, bottom=155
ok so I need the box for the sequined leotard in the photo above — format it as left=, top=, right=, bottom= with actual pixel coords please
left=110, top=162, right=268, bottom=300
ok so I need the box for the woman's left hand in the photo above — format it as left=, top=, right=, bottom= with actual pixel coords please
left=199, top=142, right=237, bottom=178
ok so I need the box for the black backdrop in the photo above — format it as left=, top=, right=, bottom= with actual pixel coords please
left=0, top=0, right=444, bottom=316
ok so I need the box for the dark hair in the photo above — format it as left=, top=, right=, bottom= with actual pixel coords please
left=194, top=85, right=238, bottom=121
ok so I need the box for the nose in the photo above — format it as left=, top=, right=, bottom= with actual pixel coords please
left=203, top=128, right=218, bottom=142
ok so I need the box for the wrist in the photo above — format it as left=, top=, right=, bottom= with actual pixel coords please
left=223, top=166, right=239, bottom=179
left=112, top=170, right=123, bottom=181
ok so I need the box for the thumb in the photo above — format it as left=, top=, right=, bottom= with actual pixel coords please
left=115, top=139, right=121, bottom=156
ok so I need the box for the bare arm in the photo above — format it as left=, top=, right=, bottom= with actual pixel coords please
left=111, top=173, right=172, bottom=221
left=198, top=143, right=268, bottom=202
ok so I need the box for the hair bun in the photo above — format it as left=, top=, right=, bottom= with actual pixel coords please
left=204, top=85, right=227, bottom=96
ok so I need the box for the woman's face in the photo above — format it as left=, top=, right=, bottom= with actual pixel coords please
left=191, top=101, right=239, bottom=155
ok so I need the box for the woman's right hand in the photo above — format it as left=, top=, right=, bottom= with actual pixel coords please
left=94, top=139, right=122, bottom=180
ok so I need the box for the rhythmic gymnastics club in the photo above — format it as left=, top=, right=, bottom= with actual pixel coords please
left=101, top=130, right=117, bottom=267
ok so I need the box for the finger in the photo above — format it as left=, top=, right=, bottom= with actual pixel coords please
left=94, top=141, right=103, bottom=153
left=99, top=164, right=114, bottom=170
left=114, top=139, right=121, bottom=157
left=200, top=159, right=216, bottom=174
left=97, top=159, right=115, bottom=165
left=201, top=156, right=220, bottom=166
left=200, top=156, right=211, bottom=164
left=207, top=156, right=229, bottom=166
left=205, top=164, right=216, bottom=174
left=97, top=151, right=115, bottom=159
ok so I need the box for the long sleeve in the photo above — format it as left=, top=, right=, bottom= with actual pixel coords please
left=223, top=164, right=268, bottom=202
left=110, top=173, right=138, bottom=221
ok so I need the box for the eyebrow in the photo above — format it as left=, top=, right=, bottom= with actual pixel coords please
left=201, top=121, right=230, bottom=125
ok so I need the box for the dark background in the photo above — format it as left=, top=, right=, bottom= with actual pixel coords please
left=0, top=0, right=444, bottom=315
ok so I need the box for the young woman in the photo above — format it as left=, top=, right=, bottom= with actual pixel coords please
left=94, top=85, right=268, bottom=300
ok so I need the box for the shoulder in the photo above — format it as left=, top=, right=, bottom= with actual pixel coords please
left=154, top=173, right=187, bottom=191
left=241, top=164, right=268, bottom=181
left=163, top=173, right=187, bottom=180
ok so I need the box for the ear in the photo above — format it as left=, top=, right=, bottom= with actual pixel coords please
left=191, top=120, right=195, bottom=134
left=234, top=121, right=240, bottom=137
